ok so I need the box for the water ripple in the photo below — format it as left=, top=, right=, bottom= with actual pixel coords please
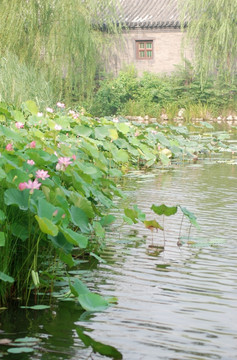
left=78, top=162, right=237, bottom=360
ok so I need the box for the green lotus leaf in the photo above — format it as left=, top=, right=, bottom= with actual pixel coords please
left=35, top=215, right=58, bottom=236
left=70, top=206, right=90, bottom=233
left=4, top=188, right=29, bottom=210
left=76, top=328, right=122, bottom=359
left=70, top=278, right=89, bottom=297
left=60, top=227, right=88, bottom=248
left=0, top=271, right=14, bottom=283
left=0, top=210, right=6, bottom=224
left=78, top=292, right=109, bottom=312
left=151, top=204, right=178, bottom=216
left=144, top=220, right=164, bottom=230
left=179, top=206, right=200, bottom=229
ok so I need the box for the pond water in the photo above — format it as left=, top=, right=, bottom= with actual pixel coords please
left=1, top=159, right=237, bottom=360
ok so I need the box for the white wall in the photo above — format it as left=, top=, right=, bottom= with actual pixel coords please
left=107, top=28, right=191, bottom=76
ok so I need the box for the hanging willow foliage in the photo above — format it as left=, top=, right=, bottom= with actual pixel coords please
left=180, top=0, right=237, bottom=82
left=0, top=0, right=120, bottom=105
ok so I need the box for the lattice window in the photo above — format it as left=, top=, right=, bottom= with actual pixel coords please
left=136, top=41, right=153, bottom=59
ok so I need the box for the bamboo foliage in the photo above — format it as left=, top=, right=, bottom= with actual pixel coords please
left=180, top=0, right=237, bottom=81
left=0, top=0, right=119, bottom=104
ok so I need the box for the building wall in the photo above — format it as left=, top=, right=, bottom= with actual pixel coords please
left=107, top=28, right=191, bottom=76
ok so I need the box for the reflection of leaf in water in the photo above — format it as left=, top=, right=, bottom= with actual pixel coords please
left=156, top=264, right=170, bottom=270
left=76, top=328, right=123, bottom=359
left=15, top=337, right=39, bottom=343
left=180, top=236, right=225, bottom=248
left=0, top=338, right=12, bottom=345
left=7, top=347, right=34, bottom=354
left=20, top=305, right=50, bottom=310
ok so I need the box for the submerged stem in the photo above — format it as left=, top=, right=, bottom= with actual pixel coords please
left=178, top=214, right=185, bottom=240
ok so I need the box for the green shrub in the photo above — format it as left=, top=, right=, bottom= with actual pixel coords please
left=90, top=66, right=139, bottom=116
left=90, top=64, right=237, bottom=118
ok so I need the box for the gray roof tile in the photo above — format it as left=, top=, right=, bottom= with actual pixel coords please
left=118, top=0, right=181, bottom=28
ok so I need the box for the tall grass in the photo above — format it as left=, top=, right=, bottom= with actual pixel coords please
left=123, top=99, right=162, bottom=118
left=0, top=53, right=55, bottom=108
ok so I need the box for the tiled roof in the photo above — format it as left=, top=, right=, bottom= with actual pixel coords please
left=117, top=0, right=181, bottom=29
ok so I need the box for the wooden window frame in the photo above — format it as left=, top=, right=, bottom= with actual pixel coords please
left=136, top=40, right=154, bottom=60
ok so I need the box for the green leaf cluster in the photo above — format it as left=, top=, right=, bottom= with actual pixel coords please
left=91, top=66, right=237, bottom=118
left=0, top=100, right=231, bottom=306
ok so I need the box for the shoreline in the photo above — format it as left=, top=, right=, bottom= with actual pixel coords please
left=125, top=115, right=237, bottom=126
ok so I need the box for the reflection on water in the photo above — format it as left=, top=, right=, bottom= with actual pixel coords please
left=1, top=162, right=237, bottom=360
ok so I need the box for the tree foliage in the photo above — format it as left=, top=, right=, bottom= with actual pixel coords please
left=181, top=0, right=237, bottom=81
left=0, top=0, right=119, bottom=105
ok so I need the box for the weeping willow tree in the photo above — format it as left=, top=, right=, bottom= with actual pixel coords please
left=181, top=0, right=237, bottom=82
left=0, top=0, right=120, bottom=106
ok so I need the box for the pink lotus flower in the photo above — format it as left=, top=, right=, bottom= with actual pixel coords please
left=72, top=154, right=76, bottom=161
left=30, top=141, right=36, bottom=148
left=46, top=107, right=54, bottom=113
left=56, top=102, right=65, bottom=108
left=15, top=122, right=24, bottom=129
left=36, top=169, right=50, bottom=180
left=6, top=143, right=13, bottom=151
left=73, top=113, right=79, bottom=119
left=27, top=160, right=35, bottom=165
left=55, top=124, right=62, bottom=131
left=19, top=182, right=27, bottom=191
left=52, top=209, right=58, bottom=217
left=26, top=179, right=41, bottom=193
left=56, top=157, right=72, bottom=171
left=19, top=179, right=41, bottom=193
